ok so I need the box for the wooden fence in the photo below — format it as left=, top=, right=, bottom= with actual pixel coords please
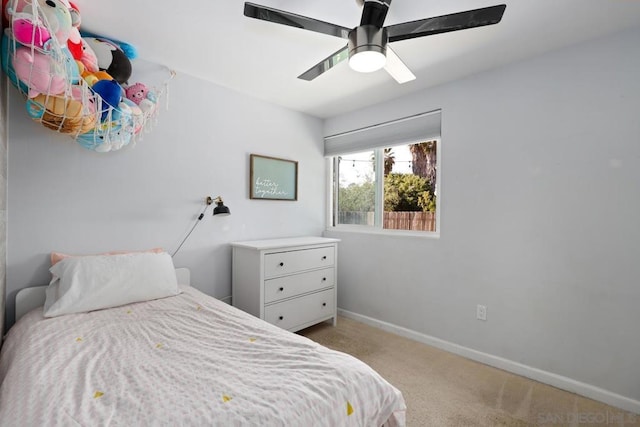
left=338, top=211, right=436, bottom=232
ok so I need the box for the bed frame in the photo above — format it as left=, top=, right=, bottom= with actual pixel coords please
left=14, top=268, right=191, bottom=323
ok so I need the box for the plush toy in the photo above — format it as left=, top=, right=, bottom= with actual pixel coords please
left=76, top=128, right=110, bottom=152
left=75, top=37, right=98, bottom=73
left=22, top=0, right=73, bottom=45
left=138, top=97, right=157, bottom=120
left=15, top=0, right=80, bottom=86
left=84, top=37, right=132, bottom=84
left=91, top=78, right=122, bottom=121
left=11, top=15, right=51, bottom=49
left=80, top=30, right=137, bottom=60
left=113, top=100, right=133, bottom=130
left=106, top=125, right=133, bottom=151
left=146, top=90, right=158, bottom=104
left=66, top=2, right=82, bottom=59
left=27, top=85, right=97, bottom=134
left=2, top=0, right=10, bottom=28
left=67, top=1, right=80, bottom=30
left=125, top=82, right=148, bottom=105
left=2, top=0, right=27, bottom=27
left=1, top=29, right=30, bottom=94
left=67, top=35, right=82, bottom=59
left=59, top=44, right=81, bottom=84
left=122, top=97, right=144, bottom=134
left=84, top=70, right=112, bottom=81
left=12, top=46, right=67, bottom=98
left=76, top=122, right=132, bottom=152
left=77, top=61, right=112, bottom=86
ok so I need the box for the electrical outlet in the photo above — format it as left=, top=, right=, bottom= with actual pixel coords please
left=476, top=304, right=487, bottom=321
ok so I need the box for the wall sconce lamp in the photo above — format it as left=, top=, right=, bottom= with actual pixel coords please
left=172, top=196, right=230, bottom=257
left=209, top=196, right=231, bottom=216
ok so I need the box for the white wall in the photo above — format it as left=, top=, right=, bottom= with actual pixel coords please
left=5, top=72, right=325, bottom=329
left=0, top=72, right=7, bottom=339
left=324, top=27, right=640, bottom=407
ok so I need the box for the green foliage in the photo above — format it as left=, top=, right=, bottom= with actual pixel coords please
left=338, top=174, right=436, bottom=214
left=418, top=191, right=436, bottom=213
left=384, top=173, right=436, bottom=212
left=338, top=181, right=375, bottom=212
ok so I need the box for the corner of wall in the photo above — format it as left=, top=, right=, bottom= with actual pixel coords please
left=0, top=57, right=8, bottom=339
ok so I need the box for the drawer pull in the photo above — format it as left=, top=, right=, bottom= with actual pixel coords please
left=322, top=303, right=327, bottom=307
left=279, top=262, right=284, bottom=267
left=321, top=256, right=327, bottom=260
left=279, top=316, right=284, bottom=320
left=322, top=277, right=327, bottom=282
left=279, top=287, right=284, bottom=292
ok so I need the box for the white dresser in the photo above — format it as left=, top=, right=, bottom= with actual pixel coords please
left=231, top=237, right=339, bottom=332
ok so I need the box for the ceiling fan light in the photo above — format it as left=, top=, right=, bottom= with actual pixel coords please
left=349, top=50, right=386, bottom=73
left=348, top=26, right=388, bottom=73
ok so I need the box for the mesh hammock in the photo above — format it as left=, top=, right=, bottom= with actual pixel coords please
left=1, top=0, right=174, bottom=152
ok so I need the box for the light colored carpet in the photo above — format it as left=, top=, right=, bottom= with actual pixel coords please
left=299, top=316, right=639, bottom=427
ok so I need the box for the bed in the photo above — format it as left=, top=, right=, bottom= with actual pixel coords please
left=0, top=256, right=406, bottom=426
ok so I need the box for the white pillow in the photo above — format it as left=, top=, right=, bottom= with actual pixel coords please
left=44, top=252, right=180, bottom=318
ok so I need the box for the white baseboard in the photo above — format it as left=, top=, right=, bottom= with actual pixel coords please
left=338, top=308, right=640, bottom=415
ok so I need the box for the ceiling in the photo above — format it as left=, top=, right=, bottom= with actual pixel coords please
left=73, top=0, right=640, bottom=119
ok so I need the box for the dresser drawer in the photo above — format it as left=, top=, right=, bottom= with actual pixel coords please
left=264, top=289, right=335, bottom=331
left=265, top=268, right=334, bottom=304
left=264, top=246, right=334, bottom=278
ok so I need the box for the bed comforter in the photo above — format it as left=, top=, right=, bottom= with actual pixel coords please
left=0, top=285, right=405, bottom=426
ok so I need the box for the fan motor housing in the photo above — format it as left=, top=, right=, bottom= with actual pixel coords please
left=348, top=25, right=388, bottom=58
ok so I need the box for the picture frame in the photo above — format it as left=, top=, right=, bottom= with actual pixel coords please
left=250, top=154, right=298, bottom=201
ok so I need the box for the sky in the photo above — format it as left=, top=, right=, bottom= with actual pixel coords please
left=339, top=144, right=413, bottom=186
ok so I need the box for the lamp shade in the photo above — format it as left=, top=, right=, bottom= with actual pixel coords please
left=349, top=50, right=386, bottom=73
left=213, top=197, right=230, bottom=216
left=348, top=25, right=388, bottom=73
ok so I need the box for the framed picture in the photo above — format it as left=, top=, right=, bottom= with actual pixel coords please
left=250, top=154, right=298, bottom=201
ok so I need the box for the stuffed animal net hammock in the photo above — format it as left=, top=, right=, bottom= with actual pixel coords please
left=1, top=0, right=174, bottom=152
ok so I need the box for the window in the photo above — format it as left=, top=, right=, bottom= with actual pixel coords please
left=325, top=110, right=441, bottom=235
left=332, top=141, right=438, bottom=233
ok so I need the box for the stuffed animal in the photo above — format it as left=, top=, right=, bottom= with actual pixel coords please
left=11, top=15, right=51, bottom=49
left=75, top=37, right=99, bottom=73
left=125, top=82, right=148, bottom=105
left=84, top=37, right=132, bottom=84
left=15, top=0, right=80, bottom=85
left=12, top=46, right=67, bottom=98
left=113, top=101, right=133, bottom=131
left=77, top=122, right=132, bottom=152
left=27, top=85, right=97, bottom=134
left=122, top=97, right=144, bottom=134
left=77, top=61, right=112, bottom=86
left=76, top=128, right=110, bottom=152
left=22, top=0, right=73, bottom=45
left=60, top=44, right=81, bottom=84
left=91, top=78, right=122, bottom=121
left=66, top=2, right=82, bottom=60
left=138, top=97, right=157, bottom=120
left=1, top=29, right=30, bottom=94
left=2, top=0, right=27, bottom=27
left=2, top=0, right=10, bottom=27
left=80, top=30, right=137, bottom=60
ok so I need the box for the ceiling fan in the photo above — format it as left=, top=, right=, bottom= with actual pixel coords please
left=244, top=0, right=506, bottom=84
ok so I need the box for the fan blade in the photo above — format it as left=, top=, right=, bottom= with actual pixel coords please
left=360, top=0, right=392, bottom=28
left=244, top=2, right=351, bottom=39
left=298, top=46, right=349, bottom=81
left=386, top=5, right=506, bottom=43
left=384, top=47, right=416, bottom=84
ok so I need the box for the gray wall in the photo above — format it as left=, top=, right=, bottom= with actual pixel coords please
left=325, top=27, right=640, bottom=403
left=6, top=72, right=325, bottom=330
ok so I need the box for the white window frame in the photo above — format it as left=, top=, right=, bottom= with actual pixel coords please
left=326, top=139, right=441, bottom=238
